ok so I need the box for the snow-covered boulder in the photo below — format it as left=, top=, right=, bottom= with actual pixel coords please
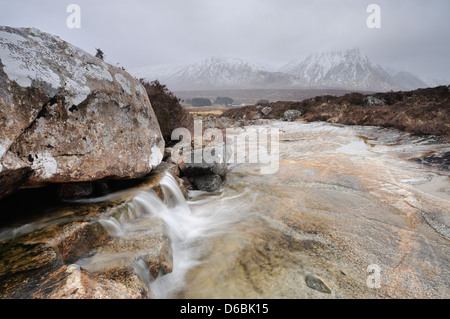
left=0, top=26, right=164, bottom=198
left=283, top=109, right=302, bottom=121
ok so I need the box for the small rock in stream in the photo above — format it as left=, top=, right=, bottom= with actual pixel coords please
left=194, top=174, right=223, bottom=192
left=305, top=274, right=332, bottom=294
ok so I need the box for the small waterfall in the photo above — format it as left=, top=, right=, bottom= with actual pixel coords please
left=132, top=172, right=253, bottom=298
left=98, top=217, right=125, bottom=237
left=79, top=172, right=260, bottom=298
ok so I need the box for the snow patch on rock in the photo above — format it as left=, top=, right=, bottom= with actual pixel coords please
left=135, top=83, right=146, bottom=96
left=0, top=27, right=114, bottom=105
left=31, top=152, right=58, bottom=179
left=115, top=73, right=131, bottom=95
left=149, top=146, right=163, bottom=168
left=0, top=143, right=8, bottom=160
left=0, top=30, right=61, bottom=88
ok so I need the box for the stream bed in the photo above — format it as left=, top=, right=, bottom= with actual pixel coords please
left=1, top=120, right=449, bottom=298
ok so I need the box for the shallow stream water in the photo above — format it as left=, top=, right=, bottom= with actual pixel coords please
left=151, top=121, right=449, bottom=298
left=1, top=121, right=449, bottom=298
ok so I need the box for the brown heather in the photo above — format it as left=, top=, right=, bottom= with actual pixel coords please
left=221, top=86, right=450, bottom=141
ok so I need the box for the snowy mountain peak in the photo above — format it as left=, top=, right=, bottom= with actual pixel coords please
left=280, top=49, right=398, bottom=91
left=179, top=57, right=261, bottom=78
left=129, top=50, right=436, bottom=92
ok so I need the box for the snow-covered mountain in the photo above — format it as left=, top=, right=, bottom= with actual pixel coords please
left=422, top=76, right=449, bottom=88
left=131, top=63, right=185, bottom=83
left=383, top=66, right=429, bottom=90
left=280, top=49, right=401, bottom=91
left=130, top=50, right=442, bottom=92
left=130, top=57, right=292, bottom=90
left=391, top=71, right=428, bottom=90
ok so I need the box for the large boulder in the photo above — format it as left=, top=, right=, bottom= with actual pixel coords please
left=0, top=27, right=164, bottom=199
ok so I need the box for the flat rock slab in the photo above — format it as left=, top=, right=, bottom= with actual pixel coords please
left=77, top=217, right=173, bottom=281
left=31, top=265, right=142, bottom=299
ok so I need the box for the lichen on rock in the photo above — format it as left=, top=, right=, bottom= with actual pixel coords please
left=0, top=26, right=165, bottom=199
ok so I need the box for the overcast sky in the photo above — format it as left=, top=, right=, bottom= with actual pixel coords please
left=0, top=0, right=449, bottom=80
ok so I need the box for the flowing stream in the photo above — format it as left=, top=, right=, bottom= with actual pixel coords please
left=1, top=120, right=449, bottom=298
left=122, top=121, right=450, bottom=298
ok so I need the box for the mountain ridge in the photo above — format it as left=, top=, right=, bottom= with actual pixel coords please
left=130, top=50, right=446, bottom=92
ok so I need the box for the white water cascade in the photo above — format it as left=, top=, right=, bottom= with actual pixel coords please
left=139, top=173, right=254, bottom=298
left=93, top=173, right=255, bottom=298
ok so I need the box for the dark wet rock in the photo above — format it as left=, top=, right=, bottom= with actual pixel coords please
left=181, top=176, right=194, bottom=191
left=422, top=151, right=450, bottom=171
left=0, top=242, right=60, bottom=279
left=412, top=151, right=450, bottom=171
left=181, top=162, right=228, bottom=178
left=57, top=181, right=113, bottom=200
left=0, top=26, right=164, bottom=199
left=305, top=274, right=332, bottom=294
left=178, top=145, right=229, bottom=192
left=163, top=148, right=173, bottom=161
left=284, top=109, right=302, bottom=122
left=194, top=174, right=223, bottom=192
left=57, top=182, right=94, bottom=200
left=0, top=161, right=180, bottom=298
left=0, top=151, right=32, bottom=200
left=180, top=146, right=228, bottom=181
left=0, top=241, right=62, bottom=297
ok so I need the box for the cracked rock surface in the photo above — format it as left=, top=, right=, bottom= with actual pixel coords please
left=0, top=26, right=164, bottom=199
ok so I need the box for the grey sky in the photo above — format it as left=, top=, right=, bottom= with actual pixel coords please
left=0, top=0, right=449, bottom=80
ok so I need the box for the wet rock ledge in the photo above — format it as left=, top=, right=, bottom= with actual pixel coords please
left=0, top=26, right=178, bottom=298
left=0, top=162, right=183, bottom=299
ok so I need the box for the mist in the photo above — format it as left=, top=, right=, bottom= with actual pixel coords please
left=1, top=0, right=449, bottom=80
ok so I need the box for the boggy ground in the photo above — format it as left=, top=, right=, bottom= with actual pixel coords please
left=221, top=85, right=450, bottom=142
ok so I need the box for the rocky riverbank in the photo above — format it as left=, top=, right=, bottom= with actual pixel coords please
left=0, top=26, right=231, bottom=299
left=0, top=161, right=183, bottom=298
